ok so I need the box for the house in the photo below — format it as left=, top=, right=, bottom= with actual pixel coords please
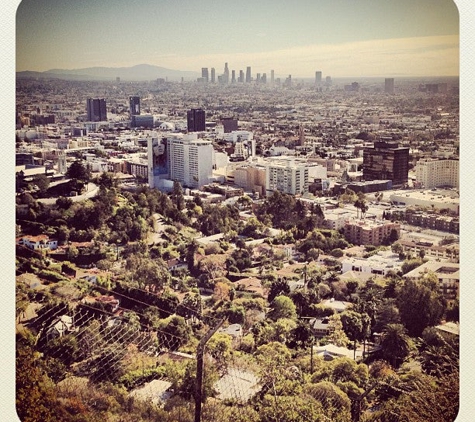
left=219, top=323, right=243, bottom=338
left=310, top=317, right=331, bottom=338
left=129, top=379, right=173, bottom=406
left=434, top=321, right=459, bottom=338
left=46, top=315, right=75, bottom=340
left=16, top=235, right=58, bottom=251
left=320, top=298, right=352, bottom=313
left=214, top=368, right=261, bottom=403
left=166, top=258, right=188, bottom=273
left=340, top=250, right=403, bottom=277
left=314, top=343, right=363, bottom=361
left=236, top=277, right=266, bottom=298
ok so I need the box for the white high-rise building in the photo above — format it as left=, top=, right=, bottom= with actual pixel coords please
left=167, top=133, right=213, bottom=188
left=415, top=158, right=459, bottom=189
left=265, top=159, right=309, bottom=196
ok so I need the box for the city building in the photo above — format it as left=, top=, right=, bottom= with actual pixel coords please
left=201, top=67, right=209, bottom=82
left=403, top=261, right=459, bottom=300
left=86, top=98, right=107, bottom=122
left=315, top=71, right=322, bottom=85
left=343, top=219, right=400, bottom=246
left=341, top=250, right=403, bottom=277
left=210, top=68, right=215, bottom=83
left=246, top=66, right=251, bottom=83
left=385, top=78, right=395, bottom=94
left=221, top=117, right=238, bottom=133
left=167, top=133, right=213, bottom=189
left=129, top=96, right=140, bottom=115
left=362, top=141, right=409, bottom=186
left=187, top=108, right=206, bottom=132
left=131, top=114, right=154, bottom=128
left=415, top=158, right=459, bottom=189
left=223, top=63, right=230, bottom=84
left=265, top=159, right=308, bottom=196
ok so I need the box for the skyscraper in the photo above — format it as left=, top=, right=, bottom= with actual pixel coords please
left=86, top=98, right=107, bottom=122
left=231, top=70, right=236, bottom=83
left=202, top=67, right=209, bottom=82
left=129, top=96, right=140, bottom=115
left=187, top=108, right=206, bottom=132
left=315, top=71, right=322, bottom=85
left=246, top=66, right=251, bottom=83
left=271, top=70, right=274, bottom=84
left=239, top=70, right=244, bottom=83
left=385, top=78, right=395, bottom=94
left=211, top=68, right=216, bottom=83
left=223, top=62, right=230, bottom=84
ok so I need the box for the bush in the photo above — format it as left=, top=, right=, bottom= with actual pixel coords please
left=38, top=269, right=68, bottom=284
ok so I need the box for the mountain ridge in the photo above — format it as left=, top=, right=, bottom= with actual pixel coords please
left=17, top=63, right=200, bottom=82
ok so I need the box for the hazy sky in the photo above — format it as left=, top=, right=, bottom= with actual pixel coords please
left=16, top=0, right=459, bottom=78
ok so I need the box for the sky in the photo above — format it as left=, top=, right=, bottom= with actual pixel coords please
left=16, top=0, right=460, bottom=78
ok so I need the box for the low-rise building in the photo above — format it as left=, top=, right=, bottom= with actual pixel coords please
left=343, top=219, right=400, bottom=246
left=341, top=250, right=403, bottom=276
left=403, top=261, right=459, bottom=300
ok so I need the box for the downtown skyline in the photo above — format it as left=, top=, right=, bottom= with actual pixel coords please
left=16, top=0, right=459, bottom=78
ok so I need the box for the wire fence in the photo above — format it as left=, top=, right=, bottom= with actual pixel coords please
left=21, top=290, right=351, bottom=422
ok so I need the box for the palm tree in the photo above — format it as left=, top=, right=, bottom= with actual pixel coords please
left=380, top=323, right=413, bottom=368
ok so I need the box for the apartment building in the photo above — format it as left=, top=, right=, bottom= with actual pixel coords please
left=344, top=219, right=400, bottom=246
left=404, top=261, right=459, bottom=300
left=415, top=158, right=459, bottom=189
left=167, top=133, right=213, bottom=189
left=265, top=159, right=308, bottom=196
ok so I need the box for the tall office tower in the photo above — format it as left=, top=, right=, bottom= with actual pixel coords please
left=325, top=76, right=332, bottom=85
left=362, top=140, right=409, bottom=186
left=271, top=70, right=274, bottom=84
left=239, top=70, right=244, bottom=83
left=385, top=78, right=395, bottom=94
left=262, top=73, right=267, bottom=84
left=187, top=108, right=206, bottom=132
left=315, top=71, right=322, bottom=84
left=86, top=98, right=107, bottom=122
left=211, top=68, right=216, bottom=83
left=284, top=75, right=292, bottom=87
left=129, top=96, right=141, bottom=115
left=202, top=67, right=209, bottom=82
left=221, top=117, right=239, bottom=133
left=167, top=133, right=214, bottom=188
left=256, top=73, right=261, bottom=83
left=246, top=66, right=251, bottom=83
left=223, top=62, right=230, bottom=83
left=231, top=70, right=236, bottom=83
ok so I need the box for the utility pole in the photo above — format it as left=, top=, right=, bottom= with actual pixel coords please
left=194, top=318, right=226, bottom=422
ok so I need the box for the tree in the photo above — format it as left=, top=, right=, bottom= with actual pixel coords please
left=326, top=314, right=349, bottom=347
left=380, top=323, right=413, bottom=368
left=66, top=160, right=91, bottom=183
left=158, top=315, right=192, bottom=351
left=32, top=173, right=50, bottom=196
left=268, top=295, right=297, bottom=321
left=396, top=276, right=445, bottom=337
left=305, top=381, right=352, bottom=422
left=16, top=340, right=67, bottom=422
left=171, top=180, right=185, bottom=210
left=267, top=278, right=291, bottom=302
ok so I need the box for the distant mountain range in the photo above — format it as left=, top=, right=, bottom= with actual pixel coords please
left=16, top=63, right=200, bottom=82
